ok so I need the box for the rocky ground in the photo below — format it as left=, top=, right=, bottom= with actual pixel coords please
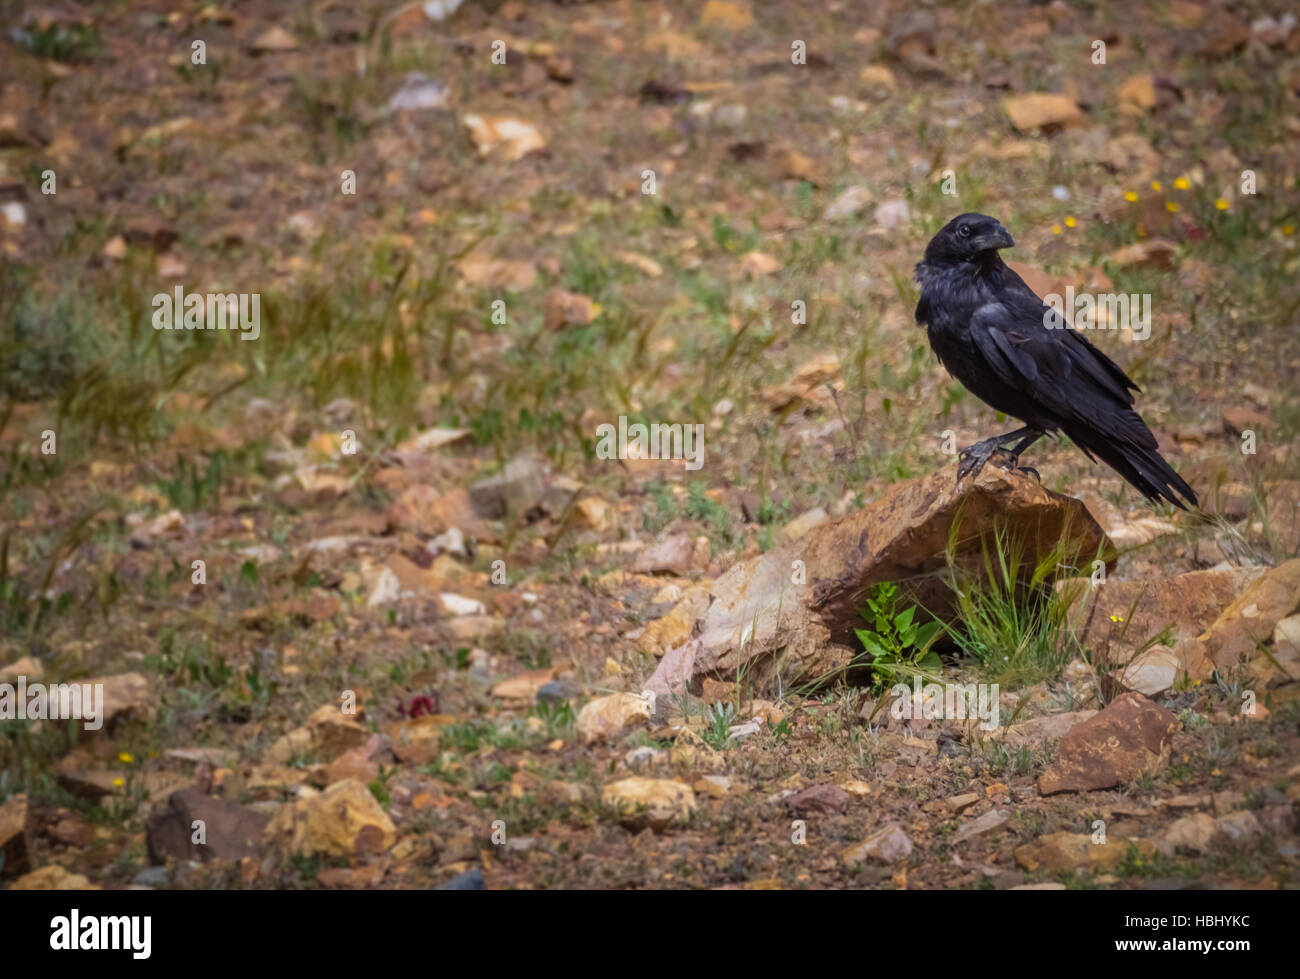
left=1, top=0, right=1299, bottom=890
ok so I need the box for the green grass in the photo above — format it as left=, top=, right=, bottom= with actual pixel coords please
left=940, top=519, right=1093, bottom=689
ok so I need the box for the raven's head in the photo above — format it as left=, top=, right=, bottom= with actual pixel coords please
left=922, top=213, right=1015, bottom=265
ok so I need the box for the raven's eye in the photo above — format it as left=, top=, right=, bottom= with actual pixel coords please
left=958, top=224, right=971, bottom=238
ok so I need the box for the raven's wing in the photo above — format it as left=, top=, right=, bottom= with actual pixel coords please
left=966, top=289, right=1195, bottom=507
left=998, top=265, right=1141, bottom=403
left=969, top=295, right=1154, bottom=448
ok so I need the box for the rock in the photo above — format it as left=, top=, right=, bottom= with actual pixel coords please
left=146, top=789, right=270, bottom=864
left=132, top=866, right=169, bottom=887
left=625, top=746, right=668, bottom=770
left=491, top=668, right=557, bottom=702
left=601, top=777, right=696, bottom=831
left=668, top=727, right=726, bottom=773
left=873, top=199, right=910, bottom=230
left=0, top=656, right=43, bottom=684
left=536, top=679, right=581, bottom=704
left=1117, top=74, right=1158, bottom=112
left=1015, top=832, right=1154, bottom=872
left=645, top=466, right=1110, bottom=699
left=8, top=865, right=98, bottom=889
left=250, top=25, right=299, bottom=53
left=781, top=507, right=826, bottom=542
left=995, top=710, right=1096, bottom=747
left=740, top=250, right=782, bottom=278
left=0, top=794, right=33, bottom=877
left=785, top=784, right=851, bottom=814
left=1199, top=559, right=1300, bottom=671
left=700, top=0, right=753, bottom=30
left=638, top=587, right=712, bottom=658
left=632, top=534, right=707, bottom=574
left=952, top=808, right=1010, bottom=844
left=1160, top=813, right=1217, bottom=854
left=947, top=792, right=979, bottom=813
left=46, top=810, right=92, bottom=847
left=693, top=775, right=732, bottom=798
left=395, top=427, right=471, bottom=457
left=387, top=485, right=460, bottom=536
left=544, top=289, right=598, bottom=330
left=858, top=65, right=896, bottom=93
left=456, top=249, right=537, bottom=290
left=774, top=148, right=826, bottom=186
left=1060, top=567, right=1260, bottom=682
left=438, top=593, right=485, bottom=617
left=436, top=867, right=485, bottom=890
left=1038, top=693, right=1180, bottom=795
left=387, top=72, right=450, bottom=111
left=1256, top=805, right=1296, bottom=836
left=576, top=693, right=652, bottom=744
left=1106, top=240, right=1176, bottom=270
left=823, top=185, right=873, bottom=221
left=1112, top=645, right=1180, bottom=697
left=266, top=704, right=371, bottom=764
left=262, top=780, right=397, bottom=861
left=462, top=114, right=545, bottom=161
left=84, top=672, right=158, bottom=727
left=469, top=456, right=544, bottom=520
left=1252, top=16, right=1295, bottom=47
left=1215, top=810, right=1262, bottom=844
left=842, top=823, right=912, bottom=866
left=1003, top=93, right=1085, bottom=131
left=443, top=614, right=504, bottom=640
left=1196, top=13, right=1250, bottom=57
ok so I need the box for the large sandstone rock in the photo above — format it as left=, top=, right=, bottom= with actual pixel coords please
left=645, top=466, right=1112, bottom=698
left=1060, top=567, right=1262, bottom=683
left=1199, top=559, right=1300, bottom=672
left=1038, top=692, right=1181, bottom=795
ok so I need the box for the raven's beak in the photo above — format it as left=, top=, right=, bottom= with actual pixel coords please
left=977, top=225, right=1015, bottom=251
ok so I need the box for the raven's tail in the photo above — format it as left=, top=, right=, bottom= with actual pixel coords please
left=1072, top=428, right=1199, bottom=511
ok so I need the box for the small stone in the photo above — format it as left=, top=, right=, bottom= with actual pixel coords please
left=469, top=456, right=544, bottom=519
left=947, top=792, right=979, bottom=813
left=842, top=823, right=912, bottom=866
left=576, top=693, right=652, bottom=744
left=601, top=777, right=696, bottom=831
left=873, top=199, right=911, bottom=230
left=785, top=784, right=851, bottom=814
left=262, top=779, right=396, bottom=861
left=823, top=185, right=873, bottom=222
left=251, top=25, right=299, bottom=53
left=436, top=867, right=485, bottom=889
left=952, top=808, right=1010, bottom=844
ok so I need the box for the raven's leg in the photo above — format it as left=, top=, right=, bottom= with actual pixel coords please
left=956, top=426, right=1042, bottom=480
left=1001, top=429, right=1045, bottom=481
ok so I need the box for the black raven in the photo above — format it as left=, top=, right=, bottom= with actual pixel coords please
left=914, top=213, right=1197, bottom=510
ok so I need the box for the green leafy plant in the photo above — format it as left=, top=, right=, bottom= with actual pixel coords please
left=701, top=700, right=737, bottom=750
left=854, top=582, right=943, bottom=694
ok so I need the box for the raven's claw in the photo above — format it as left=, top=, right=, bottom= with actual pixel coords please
left=955, top=437, right=1003, bottom=481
